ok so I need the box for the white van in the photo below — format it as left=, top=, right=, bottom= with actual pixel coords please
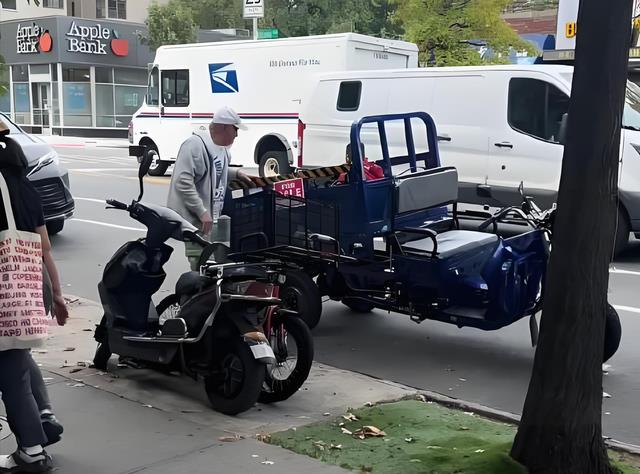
left=298, top=64, right=640, bottom=251
left=129, top=33, right=418, bottom=176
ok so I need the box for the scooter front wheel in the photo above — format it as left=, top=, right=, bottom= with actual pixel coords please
left=204, top=338, right=266, bottom=415
left=259, top=314, right=314, bottom=404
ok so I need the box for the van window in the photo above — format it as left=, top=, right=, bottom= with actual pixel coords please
left=161, top=70, right=189, bottom=107
left=147, top=67, right=159, bottom=106
left=337, top=81, right=362, bottom=111
left=508, top=78, right=569, bottom=143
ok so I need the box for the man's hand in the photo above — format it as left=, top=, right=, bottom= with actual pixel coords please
left=200, top=210, right=214, bottom=235
left=52, top=294, right=69, bottom=326
left=236, top=169, right=254, bottom=185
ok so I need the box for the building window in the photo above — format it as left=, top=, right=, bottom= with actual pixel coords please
left=43, top=0, right=64, bottom=8
left=0, top=66, right=11, bottom=114
left=1, top=0, right=17, bottom=10
left=97, top=0, right=126, bottom=19
left=11, top=65, right=29, bottom=83
left=96, top=66, right=146, bottom=128
left=62, top=65, right=90, bottom=82
left=161, top=70, right=189, bottom=107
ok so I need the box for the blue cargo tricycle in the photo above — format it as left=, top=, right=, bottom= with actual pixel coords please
left=228, top=112, right=621, bottom=362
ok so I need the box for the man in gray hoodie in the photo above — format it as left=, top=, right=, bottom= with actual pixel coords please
left=167, top=106, right=251, bottom=270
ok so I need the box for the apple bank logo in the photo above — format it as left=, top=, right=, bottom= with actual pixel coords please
left=209, top=63, right=239, bottom=94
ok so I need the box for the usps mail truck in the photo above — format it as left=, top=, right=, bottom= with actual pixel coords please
left=129, top=33, right=418, bottom=176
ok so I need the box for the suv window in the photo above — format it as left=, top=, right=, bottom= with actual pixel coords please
left=337, top=81, right=362, bottom=111
left=508, top=78, right=569, bottom=143
left=161, top=70, right=189, bottom=107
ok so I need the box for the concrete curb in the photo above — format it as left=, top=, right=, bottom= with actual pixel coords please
left=60, top=296, right=640, bottom=457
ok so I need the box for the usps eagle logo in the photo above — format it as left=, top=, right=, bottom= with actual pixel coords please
left=209, top=63, right=239, bottom=94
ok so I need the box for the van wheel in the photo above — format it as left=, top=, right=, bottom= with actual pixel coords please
left=147, top=149, right=168, bottom=176
left=614, top=207, right=630, bottom=257
left=259, top=151, right=291, bottom=178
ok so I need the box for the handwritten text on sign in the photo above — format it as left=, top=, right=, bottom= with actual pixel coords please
left=0, top=235, right=47, bottom=340
left=274, top=178, right=305, bottom=199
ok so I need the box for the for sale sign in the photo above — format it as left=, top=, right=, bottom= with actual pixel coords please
left=274, top=178, right=304, bottom=199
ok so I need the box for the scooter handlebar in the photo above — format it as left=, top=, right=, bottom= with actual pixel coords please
left=106, top=199, right=128, bottom=211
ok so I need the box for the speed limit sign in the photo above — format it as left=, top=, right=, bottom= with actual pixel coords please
left=243, top=0, right=264, bottom=18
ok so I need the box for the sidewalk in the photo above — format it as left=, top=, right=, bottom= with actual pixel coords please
left=34, top=133, right=129, bottom=149
left=1, top=298, right=416, bottom=473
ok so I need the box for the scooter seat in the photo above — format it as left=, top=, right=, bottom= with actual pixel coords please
left=401, top=230, right=499, bottom=259
left=175, top=271, right=208, bottom=298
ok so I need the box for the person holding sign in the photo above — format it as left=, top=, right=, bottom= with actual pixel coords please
left=0, top=118, right=68, bottom=473
left=168, top=106, right=252, bottom=270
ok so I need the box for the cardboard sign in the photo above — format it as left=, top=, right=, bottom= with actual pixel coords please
left=274, top=178, right=305, bottom=199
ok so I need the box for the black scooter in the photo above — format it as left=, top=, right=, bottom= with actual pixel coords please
left=92, top=150, right=278, bottom=415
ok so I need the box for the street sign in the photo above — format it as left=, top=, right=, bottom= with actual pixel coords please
left=274, top=178, right=305, bottom=199
left=243, top=0, right=264, bottom=19
left=258, top=27, right=279, bottom=39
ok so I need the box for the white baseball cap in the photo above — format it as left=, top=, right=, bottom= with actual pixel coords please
left=212, top=105, right=247, bottom=130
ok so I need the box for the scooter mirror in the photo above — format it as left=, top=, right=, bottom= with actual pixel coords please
left=136, top=148, right=155, bottom=201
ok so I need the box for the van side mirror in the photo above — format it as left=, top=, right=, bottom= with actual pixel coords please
left=558, top=113, right=569, bottom=145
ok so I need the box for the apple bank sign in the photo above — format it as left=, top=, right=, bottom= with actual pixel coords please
left=66, top=21, right=128, bottom=57
left=16, top=23, right=53, bottom=54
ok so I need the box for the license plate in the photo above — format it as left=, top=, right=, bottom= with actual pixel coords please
left=250, top=342, right=275, bottom=361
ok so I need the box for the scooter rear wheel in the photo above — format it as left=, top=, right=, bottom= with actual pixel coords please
left=204, top=338, right=266, bottom=415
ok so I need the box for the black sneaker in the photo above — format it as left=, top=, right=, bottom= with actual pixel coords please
left=41, top=413, right=63, bottom=447
left=0, top=449, right=52, bottom=473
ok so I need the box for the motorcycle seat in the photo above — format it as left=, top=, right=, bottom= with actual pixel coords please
left=175, top=271, right=208, bottom=298
left=401, top=230, right=499, bottom=259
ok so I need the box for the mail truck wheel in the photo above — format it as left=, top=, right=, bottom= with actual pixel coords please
left=259, top=151, right=290, bottom=177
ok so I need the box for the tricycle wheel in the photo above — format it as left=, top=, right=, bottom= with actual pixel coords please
left=282, top=270, right=322, bottom=329
left=259, top=314, right=314, bottom=404
left=604, top=303, right=622, bottom=363
left=342, top=298, right=375, bottom=314
left=204, top=338, right=265, bottom=415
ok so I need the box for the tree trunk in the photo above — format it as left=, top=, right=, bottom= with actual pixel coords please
left=510, top=0, right=632, bottom=473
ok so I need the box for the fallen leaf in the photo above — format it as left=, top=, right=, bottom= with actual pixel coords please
left=142, top=404, right=153, bottom=408
left=261, top=460, right=274, bottom=465
left=339, top=422, right=345, bottom=427
left=603, top=392, right=612, bottom=399
left=342, top=413, right=358, bottom=422
left=464, top=412, right=475, bottom=416
left=82, top=328, right=93, bottom=332
left=72, top=383, right=85, bottom=388
left=605, top=412, right=612, bottom=415
left=330, top=444, right=342, bottom=450
left=341, top=427, right=353, bottom=435
left=32, top=349, right=48, bottom=354
left=256, top=433, right=271, bottom=442
left=353, top=426, right=386, bottom=439
left=323, top=412, right=331, bottom=416
left=475, top=449, right=485, bottom=453
left=459, top=378, right=467, bottom=382
left=63, top=347, right=76, bottom=352
left=405, top=437, right=415, bottom=443
left=459, top=426, right=470, bottom=431
left=364, top=402, right=374, bottom=407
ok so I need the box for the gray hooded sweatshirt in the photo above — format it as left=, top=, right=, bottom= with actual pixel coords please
left=167, top=131, right=239, bottom=226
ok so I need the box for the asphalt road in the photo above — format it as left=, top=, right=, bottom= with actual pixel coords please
left=53, top=145, right=640, bottom=446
